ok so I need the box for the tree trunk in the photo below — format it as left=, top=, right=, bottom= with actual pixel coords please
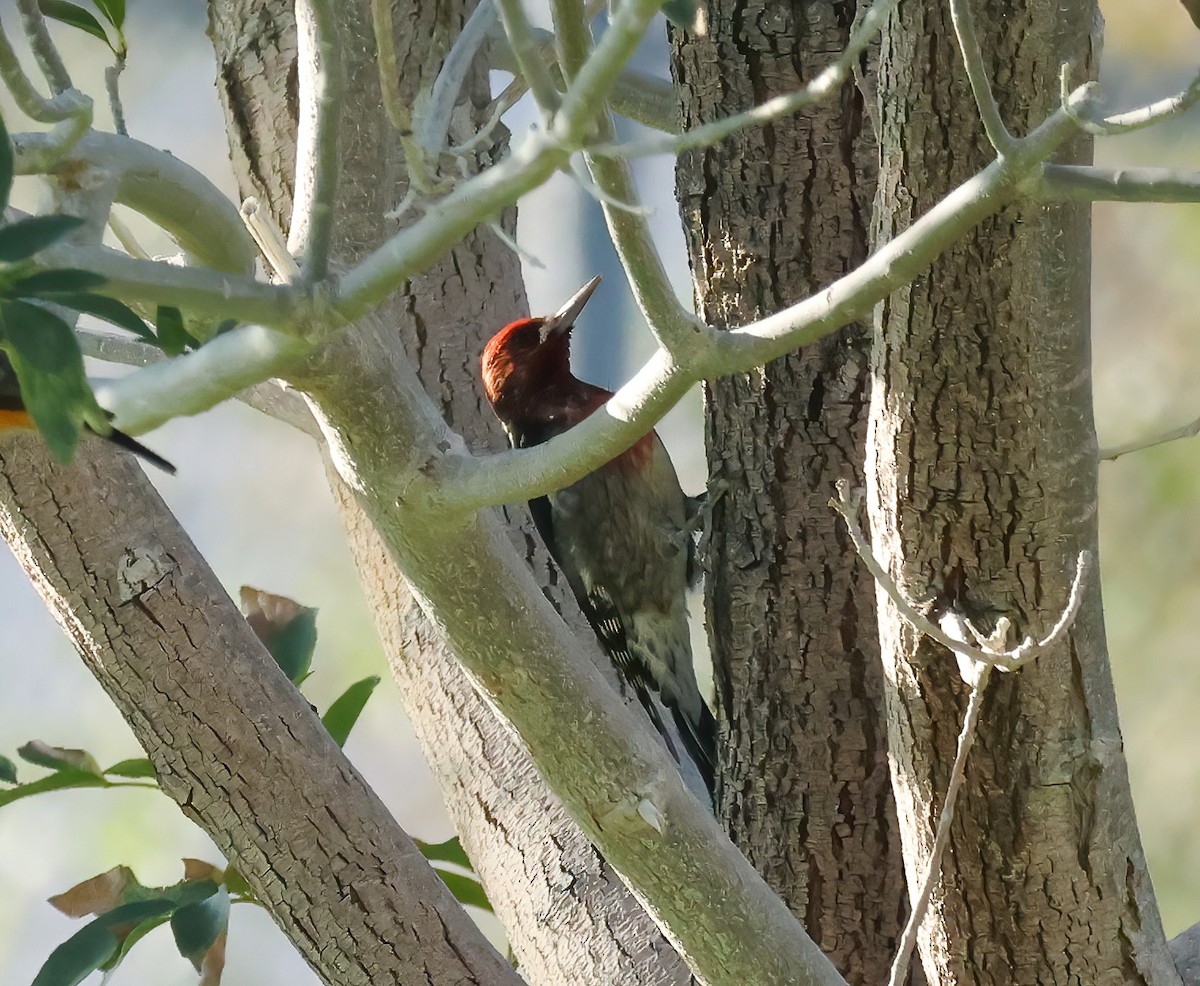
left=869, top=1, right=1177, bottom=982
left=207, top=0, right=691, bottom=980
left=0, top=437, right=518, bottom=986
left=672, top=2, right=907, bottom=982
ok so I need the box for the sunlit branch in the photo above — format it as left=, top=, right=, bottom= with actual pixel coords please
left=0, top=15, right=88, bottom=124
left=14, top=131, right=257, bottom=276
left=37, top=243, right=297, bottom=326
left=289, top=0, right=344, bottom=283
left=99, top=324, right=312, bottom=435
left=14, top=0, right=70, bottom=93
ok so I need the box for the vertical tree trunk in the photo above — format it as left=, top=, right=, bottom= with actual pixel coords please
left=206, top=0, right=690, bottom=980
left=672, top=3, right=907, bottom=982
left=869, top=2, right=1177, bottom=982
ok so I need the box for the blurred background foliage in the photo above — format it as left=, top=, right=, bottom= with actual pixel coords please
left=0, top=0, right=1196, bottom=983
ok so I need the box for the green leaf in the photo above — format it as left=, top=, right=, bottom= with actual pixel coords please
left=321, top=676, right=380, bottom=747
left=415, top=836, right=472, bottom=870
left=0, top=753, right=16, bottom=784
left=103, top=758, right=156, bottom=779
left=37, top=1, right=116, bottom=53
left=155, top=305, right=197, bottom=355
left=32, top=899, right=174, bottom=986
left=222, top=865, right=253, bottom=899
left=92, top=0, right=124, bottom=29
left=0, top=300, right=104, bottom=462
left=98, top=913, right=170, bottom=974
left=433, top=869, right=492, bottom=913
left=11, top=268, right=106, bottom=296
left=0, top=768, right=108, bottom=809
left=269, top=608, right=318, bottom=683
left=0, top=216, right=84, bottom=263
left=0, top=112, right=12, bottom=211
left=171, top=886, right=229, bottom=969
left=51, top=292, right=155, bottom=342
left=212, top=318, right=239, bottom=336
left=17, top=741, right=101, bottom=774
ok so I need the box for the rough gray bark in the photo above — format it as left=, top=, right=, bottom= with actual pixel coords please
left=0, top=435, right=517, bottom=986
left=207, top=0, right=692, bottom=980
left=671, top=3, right=907, bottom=981
left=869, top=1, right=1178, bottom=983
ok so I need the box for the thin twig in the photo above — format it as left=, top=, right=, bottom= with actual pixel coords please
left=290, top=0, right=344, bottom=283
left=0, top=14, right=88, bottom=123
left=588, top=0, right=897, bottom=158
left=886, top=667, right=992, bottom=986
left=1101, top=413, right=1200, bottom=461
left=78, top=329, right=322, bottom=439
left=830, top=482, right=1089, bottom=672
left=494, top=0, right=562, bottom=114
left=14, top=0, right=71, bottom=93
left=417, top=0, right=499, bottom=154
left=947, top=0, right=1014, bottom=153
left=242, top=198, right=301, bottom=282
left=371, top=0, right=410, bottom=133
left=1060, top=62, right=1200, bottom=136
left=1032, top=165, right=1200, bottom=203
left=106, top=211, right=152, bottom=260
left=105, top=54, right=128, bottom=136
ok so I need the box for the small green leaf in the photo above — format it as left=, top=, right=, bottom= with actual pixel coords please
left=0, top=768, right=107, bottom=809
left=98, top=913, right=170, bottom=974
left=415, top=836, right=473, bottom=870
left=18, top=741, right=101, bottom=774
left=222, top=866, right=254, bottom=899
left=212, top=318, right=239, bottom=336
left=52, top=292, right=155, bottom=342
left=0, top=216, right=84, bottom=263
left=32, top=899, right=174, bottom=986
left=0, top=754, right=16, bottom=784
left=433, top=869, right=492, bottom=913
left=321, top=676, right=380, bottom=747
left=103, top=758, right=156, bottom=779
left=155, top=305, right=197, bottom=355
left=0, top=300, right=104, bottom=463
left=171, top=886, right=229, bottom=970
left=11, top=268, right=106, bottom=296
left=0, top=112, right=12, bottom=211
left=92, top=0, right=124, bottom=29
left=37, top=1, right=116, bottom=53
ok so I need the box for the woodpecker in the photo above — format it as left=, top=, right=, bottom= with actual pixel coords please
left=481, top=277, right=717, bottom=794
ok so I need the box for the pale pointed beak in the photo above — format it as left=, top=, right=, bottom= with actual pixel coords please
left=542, top=276, right=601, bottom=336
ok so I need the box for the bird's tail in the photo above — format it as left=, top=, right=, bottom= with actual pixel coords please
left=666, top=696, right=717, bottom=796
left=103, top=428, right=176, bottom=474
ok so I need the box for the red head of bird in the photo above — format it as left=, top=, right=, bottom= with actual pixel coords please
left=481, top=276, right=601, bottom=426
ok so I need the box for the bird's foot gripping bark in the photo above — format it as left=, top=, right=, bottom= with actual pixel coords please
left=680, top=478, right=728, bottom=586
